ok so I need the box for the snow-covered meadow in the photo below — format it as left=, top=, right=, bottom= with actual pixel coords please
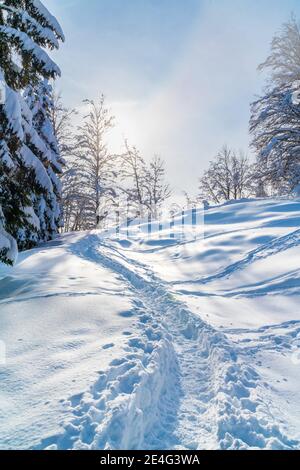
left=0, top=198, right=299, bottom=450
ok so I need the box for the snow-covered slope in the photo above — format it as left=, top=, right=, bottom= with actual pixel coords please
left=0, top=198, right=299, bottom=449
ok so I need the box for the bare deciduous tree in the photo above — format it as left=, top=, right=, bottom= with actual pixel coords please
left=50, top=89, right=77, bottom=158
left=144, top=155, right=172, bottom=218
left=49, top=89, right=83, bottom=232
left=199, top=146, right=255, bottom=204
left=50, top=94, right=172, bottom=232
left=74, top=95, right=116, bottom=229
left=120, top=143, right=171, bottom=218
left=120, top=142, right=147, bottom=215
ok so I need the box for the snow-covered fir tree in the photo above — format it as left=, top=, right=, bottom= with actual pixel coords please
left=250, top=84, right=300, bottom=195
left=24, top=80, right=65, bottom=241
left=0, top=203, right=17, bottom=266
left=0, top=70, right=25, bottom=264
left=250, top=16, right=300, bottom=195
left=0, top=0, right=64, bottom=264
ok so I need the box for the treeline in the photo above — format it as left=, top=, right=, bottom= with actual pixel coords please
left=55, top=95, right=171, bottom=233
left=196, top=16, right=300, bottom=205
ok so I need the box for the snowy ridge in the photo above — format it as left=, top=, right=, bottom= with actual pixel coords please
left=33, top=233, right=298, bottom=450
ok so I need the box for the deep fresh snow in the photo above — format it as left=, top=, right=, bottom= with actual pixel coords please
left=0, top=198, right=300, bottom=450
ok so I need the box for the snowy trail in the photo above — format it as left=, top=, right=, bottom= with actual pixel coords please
left=36, top=233, right=299, bottom=450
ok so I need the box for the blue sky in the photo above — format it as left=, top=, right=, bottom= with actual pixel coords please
left=45, top=0, right=300, bottom=196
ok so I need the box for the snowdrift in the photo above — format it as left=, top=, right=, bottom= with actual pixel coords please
left=0, top=198, right=299, bottom=449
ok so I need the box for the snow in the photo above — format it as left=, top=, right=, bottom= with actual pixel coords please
left=0, top=26, right=61, bottom=77
left=32, top=0, right=65, bottom=42
left=0, top=140, right=14, bottom=170
left=0, top=209, right=18, bottom=266
left=23, top=206, right=41, bottom=231
left=0, top=234, right=137, bottom=449
left=1, top=72, right=23, bottom=141
left=0, top=198, right=299, bottom=449
left=20, top=145, right=53, bottom=192
left=0, top=3, right=60, bottom=49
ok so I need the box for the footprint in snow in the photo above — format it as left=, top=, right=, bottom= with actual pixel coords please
left=119, top=310, right=135, bottom=318
left=128, top=337, right=154, bottom=354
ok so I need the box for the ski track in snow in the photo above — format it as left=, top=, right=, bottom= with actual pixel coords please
left=174, top=228, right=300, bottom=287
left=178, top=270, right=300, bottom=298
left=34, top=234, right=299, bottom=450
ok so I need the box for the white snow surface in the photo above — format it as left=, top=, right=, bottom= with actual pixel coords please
left=0, top=198, right=300, bottom=450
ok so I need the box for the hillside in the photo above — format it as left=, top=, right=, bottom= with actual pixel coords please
left=0, top=198, right=299, bottom=450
